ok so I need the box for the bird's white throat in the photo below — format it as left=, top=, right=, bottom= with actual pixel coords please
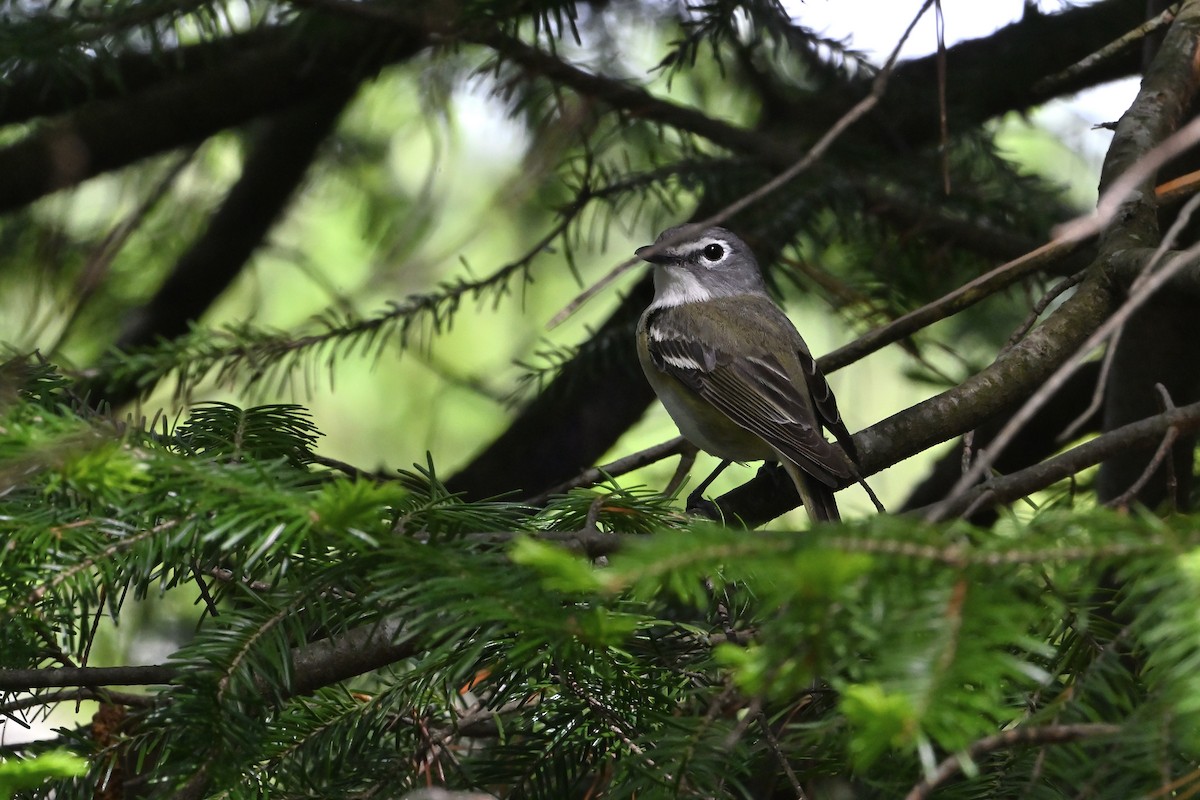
left=648, top=265, right=713, bottom=309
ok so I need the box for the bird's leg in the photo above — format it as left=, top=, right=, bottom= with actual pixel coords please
left=686, top=459, right=733, bottom=517
left=756, top=462, right=792, bottom=492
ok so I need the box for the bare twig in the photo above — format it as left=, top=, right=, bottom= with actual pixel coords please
left=757, top=710, right=808, bottom=800
left=913, top=397, right=1200, bottom=521
left=0, top=664, right=175, bottom=690
left=1059, top=328, right=1120, bottom=443
left=820, top=237, right=1083, bottom=373
left=525, top=436, right=690, bottom=505
left=47, top=150, right=196, bottom=354
left=309, top=453, right=375, bottom=480
left=935, top=0, right=950, bottom=195
left=1005, top=269, right=1088, bottom=351
left=562, top=671, right=655, bottom=763
left=663, top=446, right=699, bottom=498
left=1033, top=3, right=1180, bottom=96
left=0, top=687, right=155, bottom=714
left=1108, top=383, right=1181, bottom=510
left=1156, top=166, right=1200, bottom=203
left=904, top=723, right=1121, bottom=800
left=931, top=192, right=1200, bottom=521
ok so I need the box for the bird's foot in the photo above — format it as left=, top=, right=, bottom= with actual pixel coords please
left=685, top=491, right=722, bottom=520
left=757, top=462, right=791, bottom=491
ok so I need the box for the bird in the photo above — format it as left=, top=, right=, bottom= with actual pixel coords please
left=635, top=224, right=861, bottom=522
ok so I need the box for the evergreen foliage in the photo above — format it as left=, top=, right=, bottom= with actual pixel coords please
left=3, top=360, right=1199, bottom=798
left=2, top=0, right=1198, bottom=797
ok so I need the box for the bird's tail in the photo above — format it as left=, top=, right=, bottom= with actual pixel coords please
left=779, top=459, right=841, bottom=523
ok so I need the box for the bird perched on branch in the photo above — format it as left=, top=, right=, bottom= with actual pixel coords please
left=635, top=224, right=864, bottom=522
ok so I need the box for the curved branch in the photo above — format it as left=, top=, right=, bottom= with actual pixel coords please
left=0, top=28, right=286, bottom=128
left=904, top=723, right=1121, bottom=800
left=821, top=236, right=1088, bottom=373
left=0, top=619, right=415, bottom=697
left=909, top=396, right=1200, bottom=520
left=0, top=23, right=425, bottom=213
left=89, top=85, right=359, bottom=407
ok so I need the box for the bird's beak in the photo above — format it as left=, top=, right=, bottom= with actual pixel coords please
left=635, top=245, right=677, bottom=265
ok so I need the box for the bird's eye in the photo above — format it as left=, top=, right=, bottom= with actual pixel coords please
left=702, top=243, right=724, bottom=261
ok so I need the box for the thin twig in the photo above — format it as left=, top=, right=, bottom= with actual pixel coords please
left=562, top=671, right=655, bottom=764
left=1059, top=327, right=1120, bottom=443
left=1107, top=382, right=1182, bottom=511
left=935, top=0, right=950, bottom=196
left=309, top=453, right=374, bottom=480
left=525, top=436, right=690, bottom=505
left=663, top=446, right=699, bottom=498
left=1033, top=3, right=1180, bottom=96
left=913, top=398, right=1200, bottom=521
left=48, top=150, right=197, bottom=354
left=0, top=687, right=154, bottom=714
left=904, top=723, right=1121, bottom=800
left=757, top=711, right=808, bottom=800
left=1022, top=268, right=1111, bottom=445
left=931, top=191, right=1200, bottom=522
left=1005, top=269, right=1088, bottom=351
left=820, top=237, right=1083, bottom=373
left=1156, top=166, right=1200, bottom=203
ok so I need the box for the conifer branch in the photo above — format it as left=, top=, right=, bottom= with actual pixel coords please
left=0, top=619, right=416, bottom=696
left=913, top=397, right=1200, bottom=520
left=904, top=723, right=1122, bottom=800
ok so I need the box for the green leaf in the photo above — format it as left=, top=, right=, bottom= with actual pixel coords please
left=0, top=750, right=88, bottom=798
left=509, top=536, right=605, bottom=593
left=840, top=682, right=919, bottom=770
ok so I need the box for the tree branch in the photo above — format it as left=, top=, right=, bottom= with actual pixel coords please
left=0, top=27, right=286, bottom=127
left=821, top=236, right=1088, bottom=373
left=908, top=396, right=1200, bottom=520
left=0, top=22, right=424, bottom=213
left=0, top=619, right=415, bottom=697
left=904, top=723, right=1121, bottom=800
left=89, top=84, right=359, bottom=407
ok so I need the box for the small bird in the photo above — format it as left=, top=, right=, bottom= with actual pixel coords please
left=635, top=225, right=860, bottom=522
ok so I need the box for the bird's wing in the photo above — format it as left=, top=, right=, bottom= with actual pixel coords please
left=647, top=326, right=851, bottom=488
left=793, top=345, right=858, bottom=464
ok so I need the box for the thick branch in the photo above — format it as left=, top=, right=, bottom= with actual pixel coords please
left=0, top=619, right=414, bottom=696
left=0, top=23, right=424, bottom=214
left=1092, top=1, right=1200, bottom=508
left=90, top=85, right=358, bottom=407
left=910, top=397, right=1200, bottom=520
left=874, top=0, right=1145, bottom=147
left=0, top=28, right=286, bottom=127
left=899, top=360, right=1104, bottom=520
left=446, top=282, right=656, bottom=501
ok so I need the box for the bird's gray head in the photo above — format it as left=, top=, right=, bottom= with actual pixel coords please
left=636, top=225, right=767, bottom=308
